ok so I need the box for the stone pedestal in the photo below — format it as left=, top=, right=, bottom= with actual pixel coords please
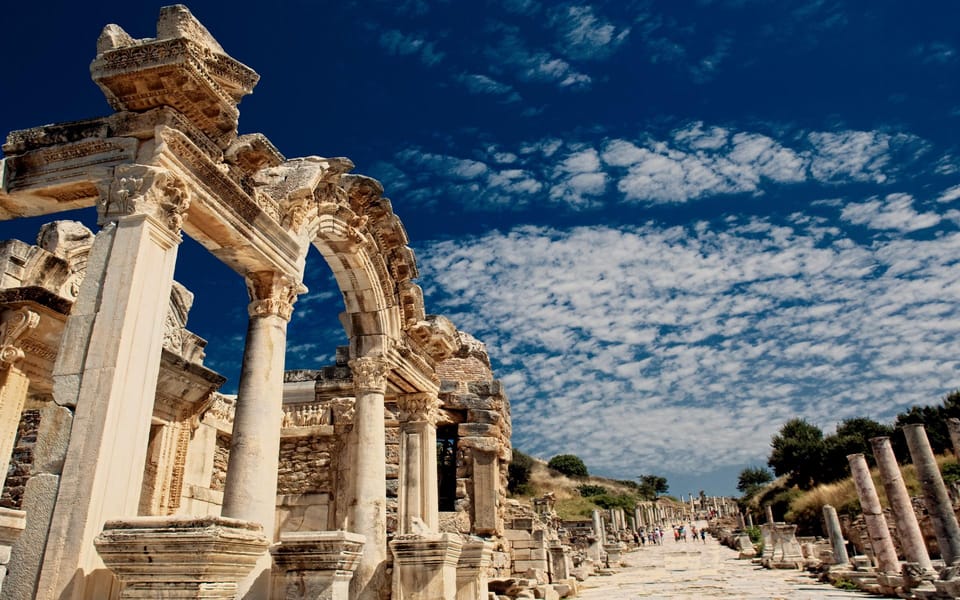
left=93, top=516, right=269, bottom=599
left=848, top=453, right=900, bottom=575
left=547, top=541, right=571, bottom=581
left=761, top=524, right=803, bottom=569
left=270, top=530, right=365, bottom=600
left=0, top=508, right=26, bottom=594
left=455, top=539, right=493, bottom=600
left=390, top=534, right=463, bottom=600
left=903, top=424, right=960, bottom=566
left=604, top=543, right=624, bottom=567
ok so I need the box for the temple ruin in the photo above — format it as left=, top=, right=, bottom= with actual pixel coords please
left=0, top=5, right=520, bottom=599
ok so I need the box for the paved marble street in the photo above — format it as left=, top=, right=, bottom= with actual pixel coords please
left=577, top=535, right=876, bottom=600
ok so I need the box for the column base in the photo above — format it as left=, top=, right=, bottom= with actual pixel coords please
left=391, top=533, right=463, bottom=600
left=270, top=530, right=365, bottom=600
left=94, top=515, right=269, bottom=599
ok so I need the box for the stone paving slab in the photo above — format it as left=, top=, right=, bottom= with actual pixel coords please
left=577, top=536, right=876, bottom=599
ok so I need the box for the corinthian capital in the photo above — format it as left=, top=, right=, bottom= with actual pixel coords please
left=396, top=392, right=441, bottom=423
left=99, top=164, right=191, bottom=233
left=349, top=356, right=391, bottom=393
left=245, top=271, right=304, bottom=321
left=0, top=308, right=40, bottom=369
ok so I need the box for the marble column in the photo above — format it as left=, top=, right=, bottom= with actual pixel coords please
left=870, top=436, right=933, bottom=573
left=347, top=356, right=391, bottom=600
left=765, top=504, right=774, bottom=524
left=397, top=393, right=441, bottom=533
left=36, top=165, right=187, bottom=600
left=221, top=271, right=300, bottom=598
left=847, top=453, right=900, bottom=574
left=822, top=505, right=849, bottom=566
left=903, top=423, right=960, bottom=566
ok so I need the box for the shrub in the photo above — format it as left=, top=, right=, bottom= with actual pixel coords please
left=577, top=484, right=609, bottom=497
left=548, top=454, right=588, bottom=478
left=592, top=493, right=637, bottom=511
left=508, top=449, right=534, bottom=495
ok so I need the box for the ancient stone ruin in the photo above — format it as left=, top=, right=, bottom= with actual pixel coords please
left=0, top=5, right=525, bottom=599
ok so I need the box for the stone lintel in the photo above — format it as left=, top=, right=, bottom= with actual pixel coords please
left=0, top=507, right=26, bottom=547
left=390, top=533, right=463, bottom=567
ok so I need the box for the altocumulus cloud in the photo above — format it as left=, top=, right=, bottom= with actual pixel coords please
left=415, top=211, right=960, bottom=477
left=376, top=122, right=933, bottom=211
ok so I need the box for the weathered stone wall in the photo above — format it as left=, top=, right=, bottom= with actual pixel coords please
left=276, top=434, right=337, bottom=495
left=210, top=432, right=230, bottom=492
left=1, top=408, right=41, bottom=509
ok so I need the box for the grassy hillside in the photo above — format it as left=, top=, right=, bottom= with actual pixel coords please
left=510, top=456, right=680, bottom=521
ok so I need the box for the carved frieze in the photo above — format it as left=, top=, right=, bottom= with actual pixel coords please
left=396, top=392, right=442, bottom=424
left=100, top=164, right=190, bottom=232
left=245, top=271, right=303, bottom=321
left=349, top=356, right=391, bottom=394
left=281, top=403, right=331, bottom=428
left=0, top=308, right=40, bottom=369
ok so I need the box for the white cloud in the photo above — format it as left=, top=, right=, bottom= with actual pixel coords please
left=550, top=5, right=631, bottom=60
left=840, top=193, right=941, bottom=232
left=418, top=213, right=960, bottom=477
left=937, top=184, right=960, bottom=204
left=456, top=74, right=521, bottom=102
left=807, top=130, right=895, bottom=184
left=378, top=29, right=444, bottom=66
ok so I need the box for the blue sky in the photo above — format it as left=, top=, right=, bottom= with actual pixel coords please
left=2, top=1, right=959, bottom=496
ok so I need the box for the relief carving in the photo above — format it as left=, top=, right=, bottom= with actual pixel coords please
left=396, top=392, right=441, bottom=423
left=245, top=271, right=303, bottom=321
left=100, top=164, right=191, bottom=232
left=349, top=356, right=390, bottom=393
left=0, top=308, right=40, bottom=369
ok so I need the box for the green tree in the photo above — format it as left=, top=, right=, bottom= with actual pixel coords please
left=736, top=466, right=773, bottom=498
left=893, top=390, right=960, bottom=458
left=637, top=474, right=669, bottom=500
left=821, top=417, right=895, bottom=482
left=547, top=454, right=588, bottom=478
left=508, top=449, right=535, bottom=495
left=768, top=418, right=826, bottom=489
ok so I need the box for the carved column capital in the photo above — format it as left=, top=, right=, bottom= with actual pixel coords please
left=0, top=308, right=40, bottom=369
left=99, top=164, right=191, bottom=233
left=348, top=356, right=391, bottom=394
left=396, top=392, right=441, bottom=423
left=245, top=271, right=304, bottom=322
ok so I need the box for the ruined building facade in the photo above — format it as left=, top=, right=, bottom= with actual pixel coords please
left=0, top=6, right=514, bottom=599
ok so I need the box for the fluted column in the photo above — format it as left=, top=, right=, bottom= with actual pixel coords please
left=37, top=165, right=187, bottom=600
left=870, top=436, right=933, bottom=573
left=348, top=356, right=390, bottom=600
left=847, top=453, right=900, bottom=574
left=222, top=270, right=301, bottom=598
left=903, top=423, right=960, bottom=566
left=397, top=392, right=441, bottom=533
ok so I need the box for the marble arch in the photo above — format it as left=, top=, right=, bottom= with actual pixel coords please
left=0, top=5, right=512, bottom=600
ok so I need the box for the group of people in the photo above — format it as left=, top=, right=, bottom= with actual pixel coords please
left=633, top=523, right=707, bottom=545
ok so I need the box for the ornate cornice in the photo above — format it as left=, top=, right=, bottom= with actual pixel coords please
left=0, top=308, right=40, bottom=369
left=348, top=356, right=391, bottom=394
left=99, top=164, right=190, bottom=233
left=245, top=271, right=303, bottom=321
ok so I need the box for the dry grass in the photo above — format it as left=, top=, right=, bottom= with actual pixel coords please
left=513, top=458, right=678, bottom=522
